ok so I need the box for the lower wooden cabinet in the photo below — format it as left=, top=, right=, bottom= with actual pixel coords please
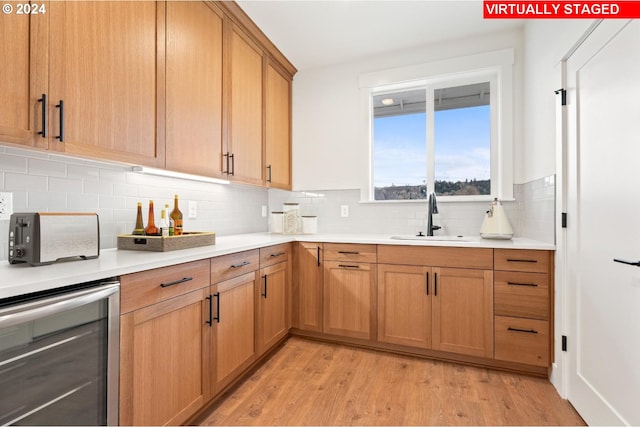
left=431, top=267, right=494, bottom=358
left=323, top=260, right=376, bottom=340
left=119, top=260, right=210, bottom=426
left=209, top=272, right=257, bottom=394
left=293, top=242, right=323, bottom=332
left=256, top=261, right=288, bottom=356
left=377, top=264, right=431, bottom=349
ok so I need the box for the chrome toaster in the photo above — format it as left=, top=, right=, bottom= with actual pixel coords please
left=8, top=212, right=100, bottom=266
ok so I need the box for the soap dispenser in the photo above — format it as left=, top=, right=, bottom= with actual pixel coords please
left=480, top=198, right=513, bottom=240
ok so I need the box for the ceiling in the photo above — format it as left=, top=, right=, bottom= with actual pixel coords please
left=236, top=1, right=523, bottom=72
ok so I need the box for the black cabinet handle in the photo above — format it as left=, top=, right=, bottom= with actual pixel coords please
left=213, top=292, right=220, bottom=323
left=434, top=272, right=438, bottom=296
left=426, top=272, right=430, bottom=296
left=338, top=251, right=360, bottom=255
left=230, top=261, right=250, bottom=269
left=506, top=258, right=537, bottom=263
left=508, top=327, right=538, bottom=334
left=205, top=295, right=213, bottom=326
left=613, top=258, right=640, bottom=266
left=37, top=94, right=47, bottom=138
left=267, top=164, right=272, bottom=182
left=160, top=276, right=193, bottom=288
left=338, top=264, right=360, bottom=269
left=262, top=274, right=268, bottom=299
left=507, top=282, right=538, bottom=287
left=230, top=153, right=235, bottom=176
left=269, top=252, right=286, bottom=258
left=317, top=246, right=321, bottom=266
left=223, top=153, right=229, bottom=174
left=55, top=100, right=64, bottom=142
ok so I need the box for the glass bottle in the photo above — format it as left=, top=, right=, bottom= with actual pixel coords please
left=132, top=202, right=145, bottom=235
left=144, top=200, right=159, bottom=236
left=170, top=194, right=183, bottom=236
left=160, top=205, right=170, bottom=237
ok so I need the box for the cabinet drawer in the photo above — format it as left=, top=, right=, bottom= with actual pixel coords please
left=494, top=249, right=551, bottom=273
left=495, top=271, right=549, bottom=320
left=121, top=259, right=210, bottom=314
left=211, top=250, right=259, bottom=283
left=378, top=245, right=493, bottom=269
left=495, top=316, right=549, bottom=367
left=259, top=243, right=291, bottom=267
left=324, top=243, right=377, bottom=263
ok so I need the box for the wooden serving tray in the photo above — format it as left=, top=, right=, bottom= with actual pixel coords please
left=117, top=232, right=216, bottom=252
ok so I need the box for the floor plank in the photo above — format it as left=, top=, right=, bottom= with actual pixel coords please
left=197, top=337, right=585, bottom=426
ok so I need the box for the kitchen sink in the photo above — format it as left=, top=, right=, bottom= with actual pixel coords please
left=390, top=235, right=471, bottom=242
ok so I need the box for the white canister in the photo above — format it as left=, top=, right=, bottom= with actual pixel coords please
left=283, top=203, right=300, bottom=234
left=301, top=216, right=318, bottom=234
left=270, top=212, right=284, bottom=233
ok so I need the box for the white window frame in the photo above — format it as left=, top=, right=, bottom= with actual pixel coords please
left=359, top=49, right=514, bottom=202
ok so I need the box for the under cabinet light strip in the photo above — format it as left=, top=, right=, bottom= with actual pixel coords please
left=131, top=166, right=230, bottom=185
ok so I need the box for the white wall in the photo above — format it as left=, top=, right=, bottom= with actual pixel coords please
left=522, top=20, right=594, bottom=182
left=292, top=28, right=525, bottom=191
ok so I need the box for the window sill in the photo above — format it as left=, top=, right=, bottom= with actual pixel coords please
left=360, top=195, right=514, bottom=204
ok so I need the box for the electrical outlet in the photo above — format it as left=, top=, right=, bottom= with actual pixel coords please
left=262, top=205, right=268, bottom=217
left=188, top=200, right=197, bottom=219
left=340, top=204, right=349, bottom=217
left=0, top=192, right=13, bottom=220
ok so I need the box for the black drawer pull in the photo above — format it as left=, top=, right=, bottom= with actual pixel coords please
left=338, top=251, right=360, bottom=255
left=338, top=264, right=360, bottom=269
left=160, top=276, right=193, bottom=288
left=55, top=100, right=64, bottom=142
left=507, top=282, right=539, bottom=287
left=262, top=274, right=268, bottom=299
left=37, top=94, right=47, bottom=138
left=426, top=272, right=430, bottom=296
left=205, top=295, right=213, bottom=326
left=230, top=261, right=250, bottom=268
left=223, top=152, right=230, bottom=174
left=317, top=246, right=321, bottom=267
left=269, top=252, right=286, bottom=258
left=434, top=272, right=438, bottom=296
left=267, top=164, right=272, bottom=183
left=506, top=258, right=538, bottom=263
left=508, top=327, right=538, bottom=334
left=213, top=292, right=220, bottom=323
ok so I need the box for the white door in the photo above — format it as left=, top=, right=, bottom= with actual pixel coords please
left=565, top=19, right=640, bottom=426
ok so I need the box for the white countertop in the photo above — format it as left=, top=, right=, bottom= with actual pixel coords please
left=0, top=232, right=554, bottom=300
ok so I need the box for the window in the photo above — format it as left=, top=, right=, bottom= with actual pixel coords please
left=372, top=79, right=493, bottom=200
left=360, top=49, right=513, bottom=202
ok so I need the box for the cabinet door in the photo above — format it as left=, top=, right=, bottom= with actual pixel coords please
left=256, top=261, right=288, bottom=356
left=377, top=264, right=431, bottom=349
left=265, top=61, right=292, bottom=189
left=323, top=260, right=376, bottom=340
left=432, top=267, right=494, bottom=357
left=210, top=272, right=256, bottom=394
left=293, top=242, right=323, bottom=332
left=226, top=23, right=263, bottom=184
left=120, top=289, right=208, bottom=426
left=48, top=1, right=163, bottom=166
left=0, top=3, right=47, bottom=148
left=166, top=1, right=223, bottom=177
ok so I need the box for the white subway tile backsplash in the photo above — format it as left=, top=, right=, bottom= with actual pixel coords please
left=28, top=191, right=67, bottom=211
left=5, top=173, right=47, bottom=191
left=67, top=164, right=100, bottom=181
left=84, top=180, right=114, bottom=195
left=27, top=158, right=67, bottom=177
left=49, top=177, right=83, bottom=193
left=0, top=154, right=28, bottom=173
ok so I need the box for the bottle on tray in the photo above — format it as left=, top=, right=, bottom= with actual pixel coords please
left=170, top=194, right=183, bottom=236
left=144, top=200, right=159, bottom=236
left=132, top=202, right=145, bottom=235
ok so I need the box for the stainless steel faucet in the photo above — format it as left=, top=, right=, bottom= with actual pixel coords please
left=427, top=192, right=441, bottom=236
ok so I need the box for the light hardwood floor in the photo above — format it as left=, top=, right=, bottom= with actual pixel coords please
left=196, top=337, right=585, bottom=426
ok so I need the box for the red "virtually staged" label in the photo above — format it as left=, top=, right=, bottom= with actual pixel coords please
left=483, top=1, right=640, bottom=18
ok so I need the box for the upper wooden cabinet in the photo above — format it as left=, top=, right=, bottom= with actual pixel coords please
left=0, top=4, right=47, bottom=148
left=265, top=60, right=292, bottom=189
left=225, top=23, right=264, bottom=185
left=165, top=1, right=224, bottom=177
left=47, top=1, right=164, bottom=166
